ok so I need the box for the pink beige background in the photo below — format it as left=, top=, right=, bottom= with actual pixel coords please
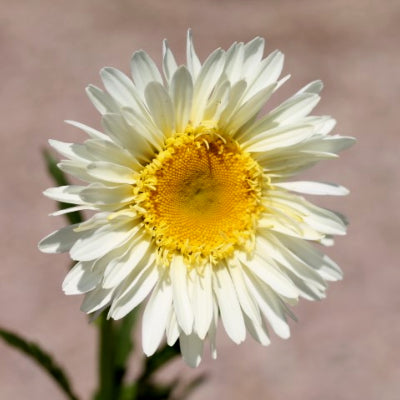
left=1, top=0, right=399, bottom=399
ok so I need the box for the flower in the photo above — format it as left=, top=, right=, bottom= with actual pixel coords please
left=39, top=31, right=354, bottom=367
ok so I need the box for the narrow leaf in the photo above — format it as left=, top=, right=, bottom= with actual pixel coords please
left=140, top=342, right=181, bottom=381
left=0, top=327, right=80, bottom=400
left=136, top=379, right=177, bottom=400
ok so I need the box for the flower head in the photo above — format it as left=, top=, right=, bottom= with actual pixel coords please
left=39, top=31, right=354, bottom=367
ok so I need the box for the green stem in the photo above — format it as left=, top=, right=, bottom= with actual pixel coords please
left=98, top=314, right=119, bottom=400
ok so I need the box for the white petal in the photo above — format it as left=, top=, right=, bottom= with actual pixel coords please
left=297, top=80, right=323, bottom=95
left=166, top=309, right=179, bottom=346
left=131, top=50, right=163, bottom=94
left=109, top=257, right=158, bottom=319
left=100, top=67, right=137, bottom=107
left=144, top=82, right=175, bottom=136
left=256, top=150, right=338, bottom=178
left=122, top=106, right=164, bottom=150
left=162, top=39, right=178, bottom=84
left=276, top=233, right=343, bottom=281
left=179, top=332, right=204, bottom=368
left=244, top=124, right=315, bottom=152
left=267, top=191, right=347, bottom=235
left=241, top=253, right=299, bottom=299
left=86, top=85, right=119, bottom=114
left=258, top=205, right=323, bottom=241
left=300, top=116, right=336, bottom=136
left=43, top=185, right=85, bottom=205
left=256, top=233, right=326, bottom=289
left=282, top=268, right=326, bottom=300
left=86, top=161, right=136, bottom=184
left=62, top=261, right=99, bottom=294
left=242, top=267, right=290, bottom=339
left=186, top=29, right=201, bottom=80
left=73, top=212, right=110, bottom=232
left=50, top=205, right=94, bottom=217
left=58, top=160, right=99, bottom=183
left=70, top=220, right=138, bottom=261
left=319, top=235, right=335, bottom=247
left=305, top=135, right=356, bottom=154
left=274, top=181, right=349, bottom=196
left=65, top=120, right=110, bottom=141
left=268, top=93, right=320, bottom=125
left=89, top=244, right=125, bottom=274
left=276, top=73, right=291, bottom=90
left=81, top=287, right=114, bottom=313
left=243, top=93, right=320, bottom=139
left=313, top=117, right=336, bottom=135
left=191, top=48, right=225, bottom=125
left=170, top=66, right=193, bottom=133
left=192, top=266, right=213, bottom=339
left=102, top=235, right=151, bottom=289
left=49, top=140, right=93, bottom=162
left=101, top=113, right=153, bottom=162
left=218, top=80, right=247, bottom=127
left=142, top=274, right=173, bottom=356
left=208, top=297, right=219, bottom=360
left=225, top=84, right=276, bottom=135
left=203, top=80, right=230, bottom=121
left=38, top=224, right=82, bottom=254
left=80, top=183, right=134, bottom=205
left=242, top=37, right=265, bottom=76
left=170, top=256, right=194, bottom=335
left=244, top=50, right=284, bottom=101
left=243, top=314, right=270, bottom=346
left=227, top=259, right=261, bottom=324
left=213, top=264, right=246, bottom=344
left=224, top=42, right=244, bottom=83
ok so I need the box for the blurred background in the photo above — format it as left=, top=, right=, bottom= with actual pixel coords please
left=1, top=0, right=399, bottom=399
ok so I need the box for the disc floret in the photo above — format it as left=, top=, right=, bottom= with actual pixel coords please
left=134, top=122, right=265, bottom=268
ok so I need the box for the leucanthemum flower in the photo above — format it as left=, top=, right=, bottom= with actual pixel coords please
left=39, top=31, right=354, bottom=367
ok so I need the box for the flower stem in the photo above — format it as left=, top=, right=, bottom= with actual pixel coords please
left=97, top=313, right=120, bottom=400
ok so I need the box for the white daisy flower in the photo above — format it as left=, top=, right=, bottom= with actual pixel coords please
left=39, top=31, right=354, bottom=367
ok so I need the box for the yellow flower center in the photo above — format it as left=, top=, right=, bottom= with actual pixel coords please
left=135, top=123, right=264, bottom=267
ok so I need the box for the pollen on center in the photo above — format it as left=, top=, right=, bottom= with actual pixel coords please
left=134, top=125, right=264, bottom=267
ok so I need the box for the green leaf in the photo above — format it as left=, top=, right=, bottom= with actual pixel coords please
left=135, top=380, right=177, bottom=400
left=42, top=148, right=83, bottom=225
left=118, top=383, right=137, bottom=400
left=140, top=342, right=181, bottom=381
left=0, top=327, right=80, bottom=400
left=133, top=341, right=206, bottom=400
left=118, top=381, right=175, bottom=400
left=125, top=342, right=181, bottom=400
left=122, top=368, right=206, bottom=400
